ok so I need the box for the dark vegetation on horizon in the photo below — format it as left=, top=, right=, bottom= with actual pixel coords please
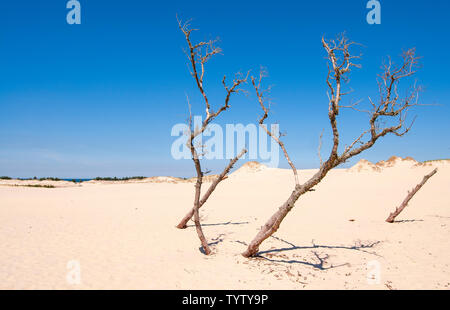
left=17, top=177, right=77, bottom=182
left=3, top=184, right=56, bottom=188
left=0, top=176, right=150, bottom=182
left=422, top=158, right=450, bottom=163
left=93, top=176, right=147, bottom=181
left=22, top=184, right=56, bottom=188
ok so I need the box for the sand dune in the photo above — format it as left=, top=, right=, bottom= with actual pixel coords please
left=0, top=179, right=81, bottom=188
left=0, top=156, right=449, bottom=289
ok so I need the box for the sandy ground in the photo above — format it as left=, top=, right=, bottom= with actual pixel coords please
left=0, top=157, right=449, bottom=289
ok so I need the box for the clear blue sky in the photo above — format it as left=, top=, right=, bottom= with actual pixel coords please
left=0, top=0, right=449, bottom=178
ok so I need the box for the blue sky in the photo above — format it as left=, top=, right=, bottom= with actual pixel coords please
left=0, top=0, right=449, bottom=178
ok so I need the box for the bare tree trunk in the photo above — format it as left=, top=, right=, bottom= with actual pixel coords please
left=242, top=162, right=334, bottom=257
left=191, top=155, right=211, bottom=255
left=242, top=189, right=299, bottom=258
left=386, top=168, right=437, bottom=223
left=176, top=149, right=247, bottom=229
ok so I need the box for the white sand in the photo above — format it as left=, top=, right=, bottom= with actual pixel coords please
left=0, top=157, right=449, bottom=289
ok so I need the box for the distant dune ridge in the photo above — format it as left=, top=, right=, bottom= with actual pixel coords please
left=348, top=159, right=382, bottom=173
left=0, top=178, right=79, bottom=188
left=231, top=161, right=267, bottom=174
left=349, top=156, right=450, bottom=173
left=1, top=156, right=447, bottom=188
left=376, top=156, right=420, bottom=169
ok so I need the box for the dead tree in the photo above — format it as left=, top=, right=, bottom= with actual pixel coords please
left=386, top=168, right=437, bottom=223
left=176, top=18, right=248, bottom=255
left=242, top=35, right=423, bottom=258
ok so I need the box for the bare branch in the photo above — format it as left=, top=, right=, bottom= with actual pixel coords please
left=338, top=47, right=422, bottom=162
left=252, top=68, right=299, bottom=186
left=178, top=17, right=221, bottom=119
left=176, top=148, right=248, bottom=229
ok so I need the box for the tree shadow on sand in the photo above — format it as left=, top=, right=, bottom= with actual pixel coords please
left=187, top=221, right=249, bottom=228
left=236, top=236, right=382, bottom=270
left=199, top=234, right=227, bottom=254
left=391, top=219, right=424, bottom=223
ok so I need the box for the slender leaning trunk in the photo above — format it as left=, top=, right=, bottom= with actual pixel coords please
left=177, top=193, right=206, bottom=229
left=386, top=168, right=438, bottom=223
left=242, top=189, right=299, bottom=257
left=176, top=149, right=247, bottom=229
left=191, top=155, right=211, bottom=255
left=242, top=162, right=334, bottom=258
left=193, top=177, right=211, bottom=254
